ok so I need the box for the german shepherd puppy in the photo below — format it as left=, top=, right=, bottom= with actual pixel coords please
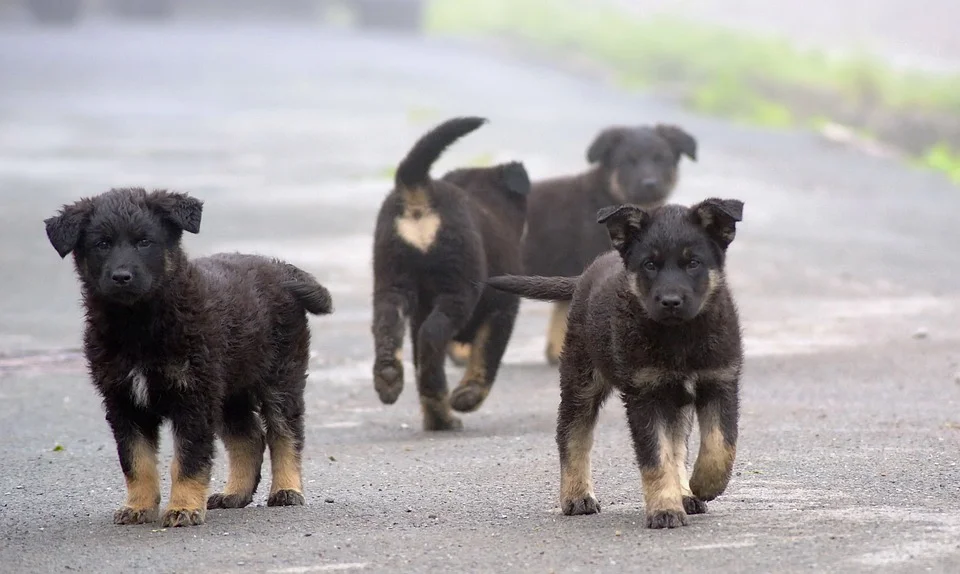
left=486, top=198, right=743, bottom=529
left=371, top=116, right=531, bottom=431
left=44, top=188, right=333, bottom=527
left=502, top=124, right=697, bottom=366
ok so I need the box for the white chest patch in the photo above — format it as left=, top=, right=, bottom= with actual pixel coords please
left=395, top=211, right=441, bottom=253
left=128, top=367, right=150, bottom=408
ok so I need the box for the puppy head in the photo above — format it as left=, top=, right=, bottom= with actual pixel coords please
left=587, top=124, right=697, bottom=206
left=44, top=188, right=203, bottom=305
left=597, top=197, right=742, bottom=325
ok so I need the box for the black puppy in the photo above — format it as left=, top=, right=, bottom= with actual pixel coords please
left=44, top=188, right=333, bottom=528
left=513, top=124, right=698, bottom=366
left=371, top=116, right=531, bottom=431
left=487, top=198, right=743, bottom=529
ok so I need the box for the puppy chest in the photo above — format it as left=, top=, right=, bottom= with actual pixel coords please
left=123, top=362, right=192, bottom=409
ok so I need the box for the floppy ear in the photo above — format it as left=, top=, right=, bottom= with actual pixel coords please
left=655, top=124, right=697, bottom=161
left=586, top=127, right=627, bottom=165
left=596, top=204, right=651, bottom=256
left=500, top=161, right=531, bottom=197
left=689, top=198, right=743, bottom=250
left=144, top=190, right=203, bottom=234
left=44, top=199, right=94, bottom=259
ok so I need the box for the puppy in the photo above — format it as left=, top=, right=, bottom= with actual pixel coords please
left=371, top=116, right=531, bottom=431
left=486, top=198, right=743, bottom=529
left=44, top=188, right=333, bottom=528
left=499, top=124, right=697, bottom=366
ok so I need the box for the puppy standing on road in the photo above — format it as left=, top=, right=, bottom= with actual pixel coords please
left=45, top=188, right=333, bottom=527
left=487, top=198, right=744, bottom=529
left=478, top=124, right=697, bottom=366
left=371, top=116, right=531, bottom=431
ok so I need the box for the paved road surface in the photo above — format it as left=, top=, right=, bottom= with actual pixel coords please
left=1, top=19, right=959, bottom=574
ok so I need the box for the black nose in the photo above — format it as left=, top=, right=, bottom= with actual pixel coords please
left=111, top=270, right=133, bottom=286
left=641, top=178, right=659, bottom=189
left=659, top=294, right=683, bottom=309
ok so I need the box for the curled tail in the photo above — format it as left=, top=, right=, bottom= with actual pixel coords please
left=485, top=275, right=578, bottom=302
left=395, top=116, right=487, bottom=189
left=280, top=264, right=333, bottom=315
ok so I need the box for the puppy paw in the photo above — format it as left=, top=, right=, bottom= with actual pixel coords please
left=268, top=489, right=305, bottom=507
left=113, top=506, right=158, bottom=525
left=449, top=381, right=489, bottom=413
left=423, top=413, right=463, bottom=432
left=682, top=496, right=707, bottom=515
left=373, top=358, right=404, bottom=405
left=446, top=342, right=471, bottom=366
left=207, top=492, right=253, bottom=510
left=645, top=509, right=688, bottom=529
left=160, top=507, right=205, bottom=528
left=561, top=495, right=600, bottom=516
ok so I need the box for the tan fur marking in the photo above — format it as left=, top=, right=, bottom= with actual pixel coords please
left=464, top=323, right=491, bottom=383
left=626, top=272, right=643, bottom=300
left=222, top=435, right=263, bottom=496
left=674, top=407, right=695, bottom=498
left=607, top=171, right=627, bottom=203
left=124, top=436, right=161, bottom=510
left=269, top=436, right=302, bottom=495
left=560, top=423, right=596, bottom=504
left=640, top=426, right=684, bottom=514
left=690, top=424, right=736, bottom=501
left=447, top=342, right=471, bottom=364
left=395, top=186, right=440, bottom=253
left=546, top=301, right=570, bottom=362
left=167, top=457, right=209, bottom=512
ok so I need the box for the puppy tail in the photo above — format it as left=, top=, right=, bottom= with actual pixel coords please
left=485, top=275, right=577, bottom=302
left=280, top=266, right=334, bottom=315
left=395, top=116, right=487, bottom=189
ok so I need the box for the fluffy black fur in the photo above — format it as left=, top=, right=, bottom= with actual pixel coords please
left=520, top=124, right=698, bottom=365
left=44, top=188, right=333, bottom=528
left=487, top=198, right=744, bottom=529
left=371, top=116, right=531, bottom=431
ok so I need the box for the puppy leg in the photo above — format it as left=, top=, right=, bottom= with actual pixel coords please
left=545, top=301, right=570, bottom=366
left=690, top=381, right=739, bottom=502
left=673, top=405, right=707, bottom=515
left=106, top=404, right=162, bottom=525
left=450, top=294, right=519, bottom=413
left=207, top=394, right=265, bottom=510
left=557, top=368, right=610, bottom=515
left=372, top=289, right=413, bottom=405
left=624, top=395, right=688, bottom=529
left=262, top=372, right=307, bottom=507
left=446, top=341, right=471, bottom=367
left=163, top=407, right=215, bottom=527
left=415, top=294, right=474, bottom=431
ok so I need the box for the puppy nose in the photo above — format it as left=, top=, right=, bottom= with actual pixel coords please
left=659, top=294, right=683, bottom=309
left=111, top=270, right=133, bottom=286
left=641, top=178, right=659, bottom=189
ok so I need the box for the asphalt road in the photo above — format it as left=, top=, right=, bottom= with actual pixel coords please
left=1, top=19, right=959, bottom=574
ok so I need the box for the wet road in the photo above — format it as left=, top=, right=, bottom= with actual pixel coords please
left=1, top=20, right=959, bottom=574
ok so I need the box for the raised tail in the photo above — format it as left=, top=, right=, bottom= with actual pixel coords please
left=485, top=275, right=578, bottom=302
left=280, top=265, right=333, bottom=315
left=395, top=116, right=487, bottom=189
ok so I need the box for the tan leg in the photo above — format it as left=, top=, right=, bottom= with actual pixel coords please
left=625, top=398, right=688, bottom=529
left=689, top=384, right=739, bottom=502
left=113, top=435, right=161, bottom=525
left=557, top=370, right=609, bottom=515
left=207, top=433, right=264, bottom=509
left=545, top=301, right=570, bottom=365
left=673, top=406, right=707, bottom=515
left=267, top=435, right=305, bottom=506
left=161, top=455, right=209, bottom=527
left=449, top=323, right=491, bottom=413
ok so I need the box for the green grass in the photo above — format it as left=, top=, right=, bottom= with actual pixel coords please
left=922, top=143, right=960, bottom=184
left=424, top=0, right=960, bottom=183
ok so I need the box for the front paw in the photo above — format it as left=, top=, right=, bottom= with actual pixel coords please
left=207, top=492, right=253, bottom=509
left=373, top=358, right=404, bottom=404
left=113, top=506, right=158, bottom=525
left=645, top=509, right=688, bottom=529
left=449, top=380, right=490, bottom=413
left=160, top=507, right=205, bottom=527
left=682, top=496, right=708, bottom=515
left=561, top=494, right=600, bottom=516
left=267, top=489, right=305, bottom=507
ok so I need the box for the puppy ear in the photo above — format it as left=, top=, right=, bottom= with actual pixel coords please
left=596, top=204, right=651, bottom=255
left=690, top=198, right=743, bottom=250
left=655, top=124, right=697, bottom=161
left=586, top=127, right=626, bottom=165
left=145, top=190, right=203, bottom=234
left=44, top=199, right=93, bottom=259
left=500, top=161, right=531, bottom=196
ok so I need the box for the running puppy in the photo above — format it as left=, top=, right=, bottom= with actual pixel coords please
left=44, top=188, right=333, bottom=528
left=508, top=124, right=697, bottom=366
left=371, top=116, right=531, bottom=431
left=486, top=198, right=743, bottom=529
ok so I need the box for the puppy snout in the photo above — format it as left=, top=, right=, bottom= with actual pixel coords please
left=641, top=177, right=659, bottom=190
left=111, top=270, right=133, bottom=286
left=657, top=294, right=683, bottom=309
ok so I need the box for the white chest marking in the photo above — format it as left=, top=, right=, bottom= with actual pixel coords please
left=129, top=367, right=149, bottom=408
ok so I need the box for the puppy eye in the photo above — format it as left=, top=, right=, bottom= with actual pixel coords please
left=136, top=239, right=153, bottom=249
left=95, top=240, right=111, bottom=250
left=687, top=259, right=701, bottom=270
left=643, top=260, right=658, bottom=272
